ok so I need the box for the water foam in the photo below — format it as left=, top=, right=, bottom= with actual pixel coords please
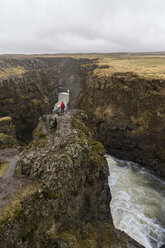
left=106, top=154, right=165, bottom=248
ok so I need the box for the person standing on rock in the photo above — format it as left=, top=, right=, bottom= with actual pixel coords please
left=61, top=101, right=65, bottom=114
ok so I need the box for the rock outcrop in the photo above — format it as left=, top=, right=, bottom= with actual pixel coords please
left=0, top=56, right=93, bottom=143
left=2, top=55, right=165, bottom=179
left=0, top=68, right=59, bottom=143
left=78, top=71, right=165, bottom=178
left=0, top=111, right=142, bottom=248
left=0, top=116, right=16, bottom=149
left=1, top=54, right=164, bottom=246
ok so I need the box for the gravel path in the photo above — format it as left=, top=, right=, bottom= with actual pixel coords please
left=0, top=148, right=27, bottom=212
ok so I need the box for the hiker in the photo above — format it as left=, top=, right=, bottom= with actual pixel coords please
left=61, top=101, right=65, bottom=114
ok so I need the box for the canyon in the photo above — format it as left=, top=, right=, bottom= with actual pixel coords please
left=0, top=53, right=165, bottom=247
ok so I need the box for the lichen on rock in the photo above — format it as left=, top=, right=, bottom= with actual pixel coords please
left=0, top=110, right=142, bottom=248
left=78, top=70, right=165, bottom=179
left=0, top=116, right=16, bottom=149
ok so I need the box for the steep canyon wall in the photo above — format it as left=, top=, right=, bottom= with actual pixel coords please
left=1, top=55, right=165, bottom=176
left=0, top=57, right=91, bottom=143
left=78, top=70, right=165, bottom=178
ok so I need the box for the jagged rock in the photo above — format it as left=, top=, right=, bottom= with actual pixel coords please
left=0, top=116, right=14, bottom=136
left=0, top=57, right=94, bottom=143
left=0, top=116, right=16, bottom=148
left=0, top=111, right=142, bottom=248
left=43, top=114, right=58, bottom=130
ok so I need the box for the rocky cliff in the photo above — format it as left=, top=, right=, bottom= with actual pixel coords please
left=1, top=54, right=165, bottom=247
left=0, top=116, right=16, bottom=149
left=0, top=68, right=59, bottom=143
left=0, top=56, right=92, bottom=143
left=78, top=69, right=165, bottom=178
left=0, top=111, right=142, bottom=248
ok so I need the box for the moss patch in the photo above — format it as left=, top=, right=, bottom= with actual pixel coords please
left=0, top=133, right=15, bottom=149
left=33, top=121, right=43, bottom=137
left=0, top=158, right=9, bottom=178
left=31, top=99, right=41, bottom=106
left=87, top=137, right=105, bottom=153
left=27, top=136, right=49, bottom=150
left=46, top=222, right=126, bottom=248
left=89, top=153, right=102, bottom=164
left=0, top=182, right=42, bottom=226
left=43, top=190, right=58, bottom=200
left=33, top=121, right=48, bottom=140
left=22, top=120, right=50, bottom=150
left=21, top=224, right=38, bottom=241
left=72, top=119, right=90, bottom=136
left=72, top=111, right=105, bottom=162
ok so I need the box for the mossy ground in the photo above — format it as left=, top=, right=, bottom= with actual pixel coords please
left=46, top=222, right=126, bottom=248
left=22, top=120, right=50, bottom=150
left=32, top=121, right=43, bottom=137
left=0, top=66, right=27, bottom=79
left=0, top=133, right=15, bottom=149
left=72, top=111, right=105, bottom=164
left=21, top=224, right=38, bottom=241
left=0, top=158, right=9, bottom=178
left=0, top=180, right=59, bottom=238
left=72, top=112, right=91, bottom=136
left=31, top=98, right=41, bottom=107
left=0, top=182, right=42, bottom=226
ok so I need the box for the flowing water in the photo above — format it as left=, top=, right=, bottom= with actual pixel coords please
left=106, top=154, right=165, bottom=248
left=53, top=90, right=69, bottom=113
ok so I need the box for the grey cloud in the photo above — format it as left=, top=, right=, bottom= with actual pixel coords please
left=0, top=0, right=165, bottom=53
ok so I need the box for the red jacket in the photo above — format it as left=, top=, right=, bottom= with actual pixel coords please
left=61, top=101, right=65, bottom=109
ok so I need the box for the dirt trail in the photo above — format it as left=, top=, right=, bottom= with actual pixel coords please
left=0, top=148, right=27, bottom=212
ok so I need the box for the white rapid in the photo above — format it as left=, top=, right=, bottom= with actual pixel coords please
left=53, top=90, right=69, bottom=113
left=106, top=154, right=165, bottom=248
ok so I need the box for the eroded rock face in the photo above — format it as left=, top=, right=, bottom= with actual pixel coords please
left=0, top=116, right=16, bottom=148
left=0, top=69, right=59, bottom=143
left=78, top=72, right=165, bottom=178
left=0, top=57, right=93, bottom=143
left=0, top=111, right=142, bottom=248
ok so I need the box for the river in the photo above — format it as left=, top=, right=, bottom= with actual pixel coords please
left=53, top=91, right=69, bottom=113
left=106, top=154, right=165, bottom=248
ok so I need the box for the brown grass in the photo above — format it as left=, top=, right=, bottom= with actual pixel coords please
left=1, top=53, right=165, bottom=79
left=31, top=99, right=41, bottom=106
left=93, top=55, right=165, bottom=79
left=0, top=182, right=42, bottom=222
left=0, top=66, right=27, bottom=79
left=0, top=158, right=9, bottom=178
left=0, top=116, right=12, bottom=123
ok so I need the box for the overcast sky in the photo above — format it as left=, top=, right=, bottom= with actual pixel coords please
left=0, top=0, right=165, bottom=54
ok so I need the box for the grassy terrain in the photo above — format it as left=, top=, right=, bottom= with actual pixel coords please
left=0, top=66, right=27, bottom=79
left=0, top=182, right=41, bottom=223
left=0, top=158, right=9, bottom=178
left=93, top=55, right=165, bottom=79
left=1, top=53, right=165, bottom=79
left=0, top=117, right=12, bottom=123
